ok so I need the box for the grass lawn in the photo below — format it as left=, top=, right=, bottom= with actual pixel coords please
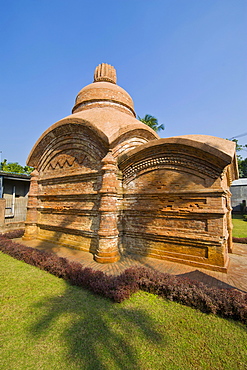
left=232, top=214, right=247, bottom=238
left=0, top=252, right=247, bottom=370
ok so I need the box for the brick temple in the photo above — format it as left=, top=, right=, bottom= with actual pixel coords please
left=23, top=63, right=238, bottom=272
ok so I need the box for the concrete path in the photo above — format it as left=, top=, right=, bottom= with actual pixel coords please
left=15, top=238, right=247, bottom=293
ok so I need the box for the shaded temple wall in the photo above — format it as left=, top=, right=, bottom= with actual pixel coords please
left=118, top=138, right=237, bottom=271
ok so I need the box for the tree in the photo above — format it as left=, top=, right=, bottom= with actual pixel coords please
left=0, top=159, right=33, bottom=175
left=231, top=139, right=247, bottom=152
left=238, top=158, right=247, bottom=178
left=230, top=139, right=247, bottom=178
left=138, top=114, right=164, bottom=132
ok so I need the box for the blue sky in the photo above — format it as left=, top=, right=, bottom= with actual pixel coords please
left=0, top=0, right=246, bottom=166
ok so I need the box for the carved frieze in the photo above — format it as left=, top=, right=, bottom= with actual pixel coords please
left=122, top=153, right=222, bottom=183
left=45, top=150, right=95, bottom=173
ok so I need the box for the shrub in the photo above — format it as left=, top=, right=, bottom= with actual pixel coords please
left=0, top=229, right=24, bottom=239
left=0, top=233, right=246, bottom=324
left=233, top=237, right=247, bottom=244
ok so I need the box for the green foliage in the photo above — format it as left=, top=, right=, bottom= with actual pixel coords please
left=0, top=159, right=33, bottom=174
left=1, top=234, right=246, bottom=324
left=231, top=139, right=247, bottom=152
left=1, top=252, right=247, bottom=370
left=232, top=214, right=247, bottom=238
left=230, top=140, right=247, bottom=178
left=238, top=157, right=247, bottom=178
left=138, top=114, right=164, bottom=132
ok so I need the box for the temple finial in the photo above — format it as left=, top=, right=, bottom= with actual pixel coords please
left=94, top=63, right=117, bottom=84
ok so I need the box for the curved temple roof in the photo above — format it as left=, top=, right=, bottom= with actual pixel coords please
left=27, top=63, right=159, bottom=166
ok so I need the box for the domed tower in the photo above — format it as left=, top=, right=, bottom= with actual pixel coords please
left=70, top=62, right=159, bottom=157
left=23, top=63, right=159, bottom=262
left=73, top=63, right=135, bottom=116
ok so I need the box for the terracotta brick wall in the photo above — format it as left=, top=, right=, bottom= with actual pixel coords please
left=118, top=139, right=237, bottom=271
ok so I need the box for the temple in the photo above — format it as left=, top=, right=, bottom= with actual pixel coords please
left=23, top=63, right=238, bottom=272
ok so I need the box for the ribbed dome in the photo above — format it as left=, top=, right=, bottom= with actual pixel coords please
left=72, top=63, right=136, bottom=117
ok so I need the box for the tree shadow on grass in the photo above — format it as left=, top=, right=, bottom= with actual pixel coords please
left=29, top=284, right=165, bottom=370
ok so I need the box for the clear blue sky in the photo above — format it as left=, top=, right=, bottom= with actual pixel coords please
left=1, top=0, right=246, bottom=166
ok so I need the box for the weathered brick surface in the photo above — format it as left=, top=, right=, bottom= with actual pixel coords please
left=118, top=137, right=238, bottom=270
left=23, top=64, right=238, bottom=271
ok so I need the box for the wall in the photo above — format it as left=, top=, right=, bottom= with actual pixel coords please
left=118, top=139, right=235, bottom=271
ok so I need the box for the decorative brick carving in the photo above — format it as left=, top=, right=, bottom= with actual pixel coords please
left=122, top=153, right=222, bottom=183
left=46, top=151, right=92, bottom=172
left=94, top=63, right=117, bottom=84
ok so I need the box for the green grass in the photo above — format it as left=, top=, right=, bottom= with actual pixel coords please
left=232, top=214, right=247, bottom=238
left=0, top=252, right=247, bottom=370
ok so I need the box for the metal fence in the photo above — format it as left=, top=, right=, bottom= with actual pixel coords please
left=5, top=197, right=28, bottom=223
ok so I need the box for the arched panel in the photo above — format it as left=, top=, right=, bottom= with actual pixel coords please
left=27, top=119, right=109, bottom=168
left=110, top=128, right=158, bottom=158
left=38, top=133, right=104, bottom=176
